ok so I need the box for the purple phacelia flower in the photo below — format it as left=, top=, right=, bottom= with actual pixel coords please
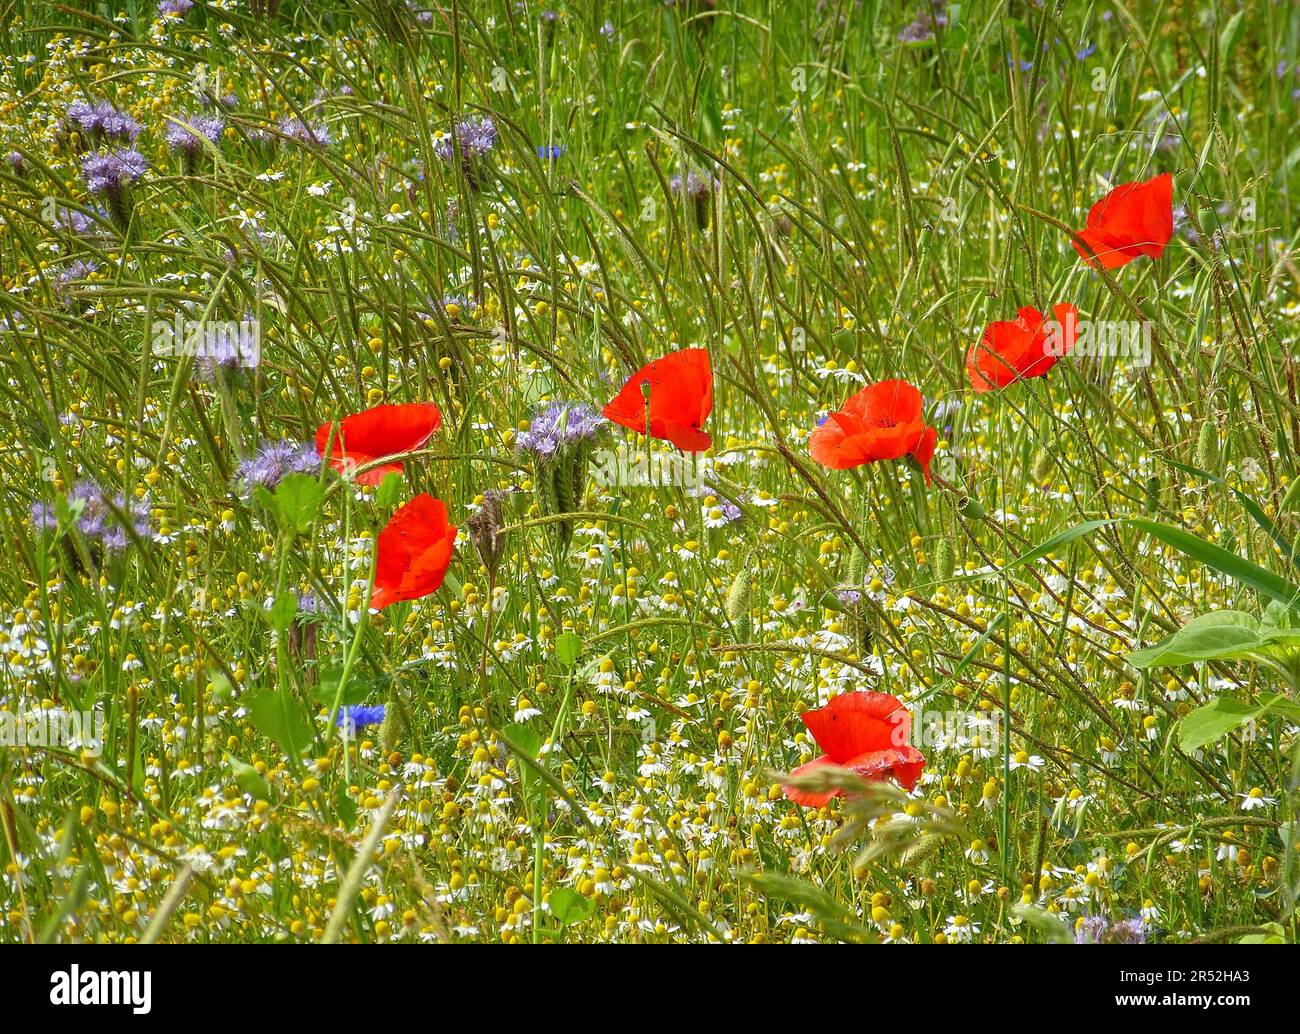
left=898, top=1, right=947, bottom=43
left=31, top=480, right=151, bottom=552
left=67, top=101, right=142, bottom=143
left=669, top=171, right=716, bottom=199
left=57, top=258, right=99, bottom=286
left=1075, top=915, right=1145, bottom=944
left=52, top=206, right=97, bottom=235
left=81, top=148, right=149, bottom=194
left=277, top=116, right=331, bottom=149
left=158, top=0, right=194, bottom=15
left=435, top=116, right=497, bottom=160
left=164, top=112, right=224, bottom=153
left=516, top=401, right=605, bottom=459
left=435, top=116, right=497, bottom=187
left=670, top=171, right=718, bottom=228
left=235, top=440, right=318, bottom=493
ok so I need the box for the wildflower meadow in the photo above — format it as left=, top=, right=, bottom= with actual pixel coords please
left=2, top=0, right=1300, bottom=971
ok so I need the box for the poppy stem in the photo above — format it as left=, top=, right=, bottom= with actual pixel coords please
left=997, top=400, right=1013, bottom=884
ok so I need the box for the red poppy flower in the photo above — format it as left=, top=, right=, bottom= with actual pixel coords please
left=601, top=348, right=713, bottom=452
left=370, top=493, right=458, bottom=610
left=784, top=691, right=925, bottom=807
left=967, top=303, right=1079, bottom=392
left=1072, top=172, right=1173, bottom=269
left=808, top=379, right=937, bottom=483
left=315, top=402, right=442, bottom=486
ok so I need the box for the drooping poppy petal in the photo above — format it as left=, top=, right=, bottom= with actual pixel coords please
left=843, top=745, right=926, bottom=791
left=315, top=402, right=442, bottom=486
left=783, top=755, right=841, bottom=808
left=782, top=692, right=926, bottom=807
left=967, top=303, right=1078, bottom=392
left=601, top=348, right=713, bottom=452
left=1072, top=173, right=1173, bottom=270
left=370, top=493, right=458, bottom=610
left=808, top=379, right=937, bottom=483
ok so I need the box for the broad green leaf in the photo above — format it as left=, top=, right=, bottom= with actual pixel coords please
left=549, top=887, right=595, bottom=927
left=312, top=668, right=372, bottom=707
left=1127, top=611, right=1263, bottom=667
left=555, top=631, right=583, bottom=667
left=375, top=471, right=403, bottom=509
left=1177, top=694, right=1260, bottom=752
left=274, top=474, right=325, bottom=534
left=505, top=722, right=541, bottom=758
left=266, top=592, right=298, bottom=632
left=336, top=783, right=357, bottom=830
left=227, top=755, right=270, bottom=800
left=245, top=691, right=314, bottom=755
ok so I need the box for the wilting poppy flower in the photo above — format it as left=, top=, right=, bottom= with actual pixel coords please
left=315, top=402, right=441, bottom=485
left=370, top=493, right=458, bottom=610
left=808, top=379, right=937, bottom=483
left=602, top=348, right=713, bottom=452
left=967, top=303, right=1079, bottom=392
left=1072, top=172, right=1173, bottom=269
left=784, top=691, right=925, bottom=807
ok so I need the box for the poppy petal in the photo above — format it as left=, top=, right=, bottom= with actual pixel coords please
left=800, top=691, right=911, bottom=762
left=782, top=755, right=841, bottom=807
left=1073, top=173, right=1173, bottom=269
left=316, top=402, right=442, bottom=480
left=602, top=348, right=713, bottom=453
left=370, top=493, right=458, bottom=610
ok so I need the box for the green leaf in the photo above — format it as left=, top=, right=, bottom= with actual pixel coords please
left=1004, top=518, right=1300, bottom=610
left=505, top=722, right=541, bottom=759
left=1003, top=519, right=1110, bottom=570
left=245, top=691, right=314, bottom=755
left=548, top=887, right=595, bottom=927
left=266, top=593, right=298, bottom=632
left=226, top=755, right=270, bottom=800
left=375, top=471, right=403, bottom=509
left=336, top=783, right=357, bottom=830
left=1127, top=611, right=1263, bottom=667
left=273, top=474, right=325, bottom=535
left=1218, top=10, right=1244, bottom=59
left=555, top=631, right=583, bottom=667
left=1127, top=518, right=1300, bottom=609
left=312, top=668, right=372, bottom=707
left=1177, top=694, right=1260, bottom=752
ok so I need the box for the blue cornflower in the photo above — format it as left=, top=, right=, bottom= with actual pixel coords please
left=337, top=705, right=386, bottom=737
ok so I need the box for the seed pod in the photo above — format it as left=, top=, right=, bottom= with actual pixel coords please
left=725, top=567, right=752, bottom=624
left=933, top=538, right=955, bottom=581
left=848, top=545, right=866, bottom=587
left=1195, top=420, right=1218, bottom=473
left=1033, top=448, right=1055, bottom=483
